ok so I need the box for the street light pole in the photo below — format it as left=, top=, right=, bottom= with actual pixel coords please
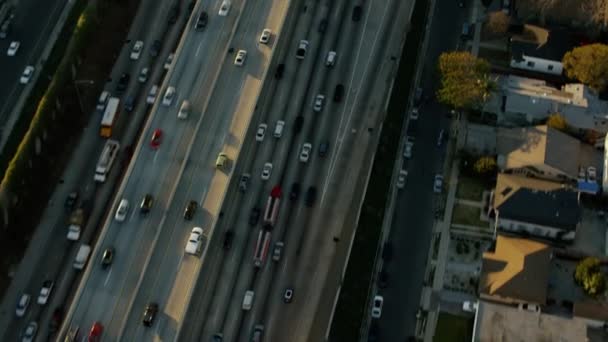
left=73, top=79, right=94, bottom=115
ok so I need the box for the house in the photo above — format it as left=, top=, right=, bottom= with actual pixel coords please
left=490, top=174, right=581, bottom=242
left=479, top=235, right=551, bottom=305
left=510, top=25, right=575, bottom=76
left=489, top=75, right=608, bottom=132
left=496, top=125, right=601, bottom=184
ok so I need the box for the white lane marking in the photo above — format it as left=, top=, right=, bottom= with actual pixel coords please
left=129, top=207, right=137, bottom=222
left=104, top=268, right=113, bottom=287
left=153, top=150, right=159, bottom=163
left=195, top=40, right=204, bottom=57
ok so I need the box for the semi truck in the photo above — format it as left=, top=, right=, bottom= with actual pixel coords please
left=67, top=208, right=84, bottom=241
left=263, top=185, right=282, bottom=226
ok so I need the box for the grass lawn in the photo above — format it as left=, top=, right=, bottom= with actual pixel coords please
left=451, top=203, right=488, bottom=228
left=456, top=176, right=486, bottom=201
left=433, top=312, right=474, bottom=342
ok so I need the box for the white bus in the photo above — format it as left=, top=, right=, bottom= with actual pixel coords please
left=253, top=230, right=271, bottom=268
left=94, top=139, right=120, bottom=183
left=100, top=97, right=120, bottom=138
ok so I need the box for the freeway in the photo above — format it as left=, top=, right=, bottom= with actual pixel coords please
left=1, top=0, right=179, bottom=340
left=178, top=0, right=411, bottom=341
left=62, top=0, right=284, bottom=340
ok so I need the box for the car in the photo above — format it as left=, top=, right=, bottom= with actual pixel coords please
left=296, top=40, right=309, bottom=59
left=65, top=191, right=78, bottom=210
left=272, top=241, right=284, bottom=261
left=290, top=182, right=300, bottom=200
left=333, top=84, right=344, bottom=102
left=437, top=129, right=445, bottom=147
left=150, top=129, right=162, bottom=149
left=115, top=199, right=129, bottom=222
left=101, top=247, right=114, bottom=268
left=410, top=107, right=419, bottom=120
left=259, top=28, right=271, bottom=44
left=403, top=138, right=413, bottom=158
left=313, top=94, right=325, bottom=112
left=212, top=333, right=224, bottom=342
left=138, top=67, right=149, bottom=83
left=352, top=5, right=363, bottom=22
left=37, top=280, right=54, bottom=305
left=396, top=169, right=408, bottom=189
left=7, top=40, right=19, bottom=56
left=261, top=162, right=273, bottom=180
left=326, top=51, right=337, bottom=67
left=150, top=39, right=161, bottom=57
left=275, top=63, right=285, bottom=79
left=130, top=40, right=144, bottom=60
left=88, top=321, right=103, bottom=341
left=234, top=49, right=247, bottom=66
left=147, top=85, right=159, bottom=104
left=195, top=11, right=208, bottom=30
left=249, top=207, right=261, bottom=226
left=167, top=5, right=179, bottom=24
left=299, top=143, right=312, bottom=163
left=463, top=301, right=478, bottom=313
left=20, top=65, right=35, bottom=84
left=318, top=18, right=328, bottom=33
left=256, top=123, right=267, bottom=142
left=371, top=295, right=383, bottom=318
left=185, top=227, right=204, bottom=255
left=15, top=294, right=30, bottom=317
left=49, top=307, right=63, bottom=334
left=142, top=303, right=159, bottom=326
left=22, top=321, right=38, bottom=342
left=294, top=115, right=304, bottom=134
left=215, top=153, right=228, bottom=168
left=433, top=174, right=444, bottom=193
left=283, top=288, right=294, bottom=303
left=518, top=302, right=540, bottom=312
left=162, top=86, right=176, bottom=106
left=219, top=0, right=231, bottom=16
left=178, top=100, right=190, bottom=119
left=588, top=166, right=597, bottom=182
left=140, top=194, right=153, bottom=213
left=305, top=186, right=316, bottom=207
left=239, top=173, right=250, bottom=192
left=116, top=73, right=130, bottom=92
left=164, top=53, right=175, bottom=70
left=124, top=96, right=135, bottom=112
left=274, top=120, right=285, bottom=138
left=318, top=141, right=329, bottom=157
left=184, top=200, right=197, bottom=220
left=223, top=231, right=234, bottom=250
left=251, top=325, right=264, bottom=342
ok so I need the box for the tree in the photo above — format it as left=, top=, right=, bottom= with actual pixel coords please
left=562, top=44, right=608, bottom=92
left=575, top=257, right=606, bottom=296
left=486, top=11, right=510, bottom=35
left=473, top=156, right=496, bottom=175
left=580, top=0, right=608, bottom=27
left=437, top=52, right=493, bottom=109
left=546, top=113, right=568, bottom=132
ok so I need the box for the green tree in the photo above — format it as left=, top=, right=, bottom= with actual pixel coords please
left=585, top=272, right=606, bottom=296
left=473, top=156, right=496, bottom=175
left=437, top=52, right=493, bottom=109
left=575, top=257, right=606, bottom=296
left=562, top=44, right=608, bottom=91
left=546, top=113, right=568, bottom=132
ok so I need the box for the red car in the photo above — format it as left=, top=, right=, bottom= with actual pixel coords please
left=150, top=129, right=163, bottom=149
left=88, top=321, right=103, bottom=342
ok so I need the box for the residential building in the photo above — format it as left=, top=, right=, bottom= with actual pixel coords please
left=510, top=25, right=575, bottom=76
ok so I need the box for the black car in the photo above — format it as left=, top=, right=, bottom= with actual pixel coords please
left=65, top=191, right=78, bottom=210
left=318, top=141, right=329, bottom=157
left=140, top=194, right=153, bottom=213
left=124, top=96, right=135, bottom=112
left=275, top=63, right=285, bottom=79
left=352, top=5, right=362, bottom=21
left=249, top=207, right=261, bottom=226
left=195, top=11, right=208, bottom=30
left=150, top=40, right=162, bottom=57
left=290, top=183, right=300, bottom=201
left=142, top=303, right=158, bottom=327
left=318, top=19, right=328, bottom=33
left=101, top=247, right=114, bottom=268
left=223, top=231, right=234, bottom=250
left=184, top=200, right=197, bottom=220
left=168, top=5, right=179, bottom=24
left=333, top=84, right=344, bottom=102
left=294, top=115, right=304, bottom=134
left=116, top=73, right=130, bottom=92
left=305, top=187, right=317, bottom=207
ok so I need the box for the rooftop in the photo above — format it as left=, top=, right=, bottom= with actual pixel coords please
left=510, top=25, right=575, bottom=62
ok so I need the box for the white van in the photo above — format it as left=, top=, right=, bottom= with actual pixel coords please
left=273, top=120, right=285, bottom=138
left=242, top=290, right=254, bottom=310
left=326, top=51, right=337, bottom=67
left=96, top=91, right=110, bottom=111
left=73, top=244, right=91, bottom=270
left=146, top=85, right=159, bottom=104
left=115, top=199, right=129, bottom=222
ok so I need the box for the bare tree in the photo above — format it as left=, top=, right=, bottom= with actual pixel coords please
left=580, top=0, right=608, bottom=26
left=486, top=11, right=510, bottom=36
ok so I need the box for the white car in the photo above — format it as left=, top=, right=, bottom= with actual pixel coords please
left=130, top=40, right=144, bottom=60
left=138, top=67, right=149, bottom=83
left=403, top=138, right=413, bottom=158
left=433, top=174, right=444, bottom=193
left=219, top=1, right=231, bottom=16
left=261, top=162, right=273, bottom=180
left=371, top=295, right=383, bottom=318
left=463, top=301, right=478, bottom=313
left=20, top=66, right=35, bottom=84
left=147, top=85, right=159, bottom=104
left=162, top=86, right=176, bottom=106
left=178, top=100, right=190, bottom=119
left=114, top=199, right=129, bottom=222
left=37, top=280, right=54, bottom=305
left=588, top=166, right=597, bottom=182
left=7, top=41, right=19, bottom=56
left=410, top=107, right=419, bottom=120
left=256, top=123, right=267, bottom=142
left=234, top=49, right=247, bottom=66
left=299, top=143, right=312, bottom=163
left=396, top=170, right=408, bottom=189
left=185, top=227, right=204, bottom=255
left=22, top=322, right=38, bottom=342
left=259, top=28, right=271, bottom=44
left=313, top=94, right=325, bottom=112
left=164, top=53, right=175, bottom=70
left=15, top=294, right=30, bottom=317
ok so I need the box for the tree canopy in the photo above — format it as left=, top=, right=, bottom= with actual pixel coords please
left=437, top=52, right=493, bottom=109
left=574, top=257, right=606, bottom=297
left=562, top=44, right=608, bottom=92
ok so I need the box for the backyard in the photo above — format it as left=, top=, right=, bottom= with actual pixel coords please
left=433, top=312, right=474, bottom=342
